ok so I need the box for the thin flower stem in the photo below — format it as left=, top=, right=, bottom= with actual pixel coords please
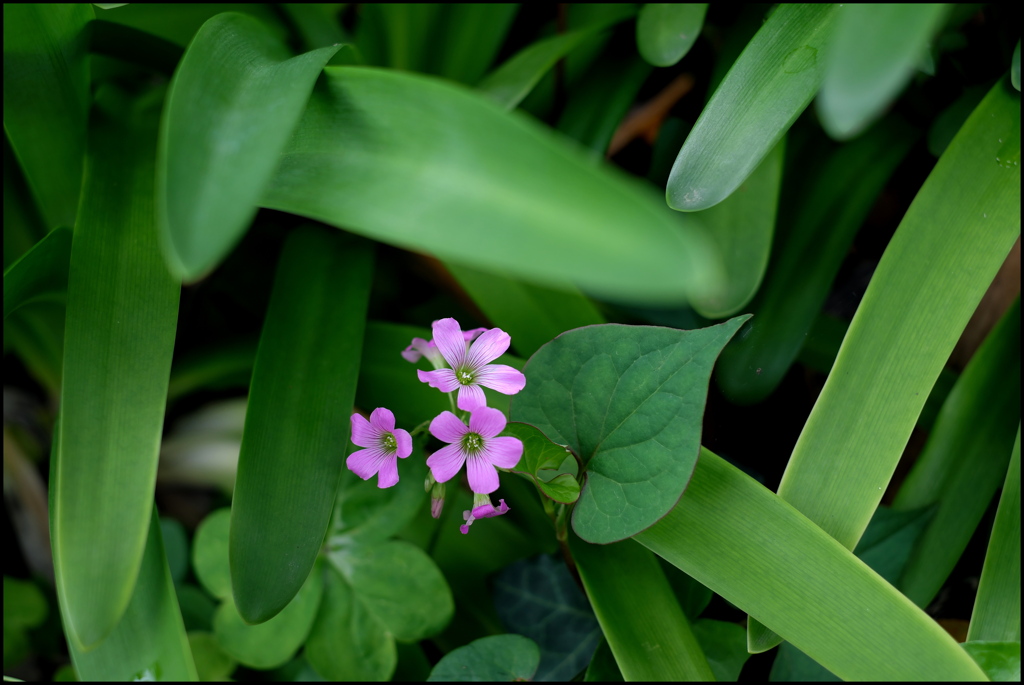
left=447, top=391, right=457, bottom=414
left=409, top=418, right=432, bottom=438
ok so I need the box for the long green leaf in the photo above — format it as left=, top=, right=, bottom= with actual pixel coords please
left=261, top=67, right=725, bottom=305
left=968, top=426, right=1021, bottom=642
left=636, top=4, right=708, bottom=68
left=53, top=94, right=181, bottom=649
left=635, top=449, right=987, bottom=681
left=64, top=509, right=198, bottom=681
left=750, top=73, right=1021, bottom=653
left=2, top=3, right=92, bottom=230
left=570, top=535, right=714, bottom=681
left=157, top=12, right=340, bottom=280
left=429, top=4, right=519, bottom=85
left=817, top=4, right=949, bottom=139
left=715, top=116, right=916, bottom=403
left=894, top=299, right=1020, bottom=606
left=96, top=3, right=287, bottom=47
left=689, top=138, right=784, bottom=318
left=230, top=227, right=372, bottom=624
left=3, top=227, right=72, bottom=320
left=666, top=4, right=837, bottom=211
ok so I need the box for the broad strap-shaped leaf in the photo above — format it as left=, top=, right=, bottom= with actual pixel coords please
left=667, top=4, right=837, bottom=211
left=817, top=4, right=949, bottom=139
left=510, top=317, right=748, bottom=543
left=445, top=261, right=605, bottom=359
left=968, top=426, right=1020, bottom=643
left=428, top=4, right=519, bottom=85
left=64, top=508, right=198, bottom=681
left=635, top=449, right=987, bottom=681
left=636, top=4, right=708, bottom=67
left=230, top=227, right=373, bottom=624
left=3, top=227, right=71, bottom=320
left=894, top=299, right=1020, bottom=607
left=689, top=137, right=784, bottom=319
left=157, top=12, right=341, bottom=280
left=570, top=535, right=714, bottom=681
left=715, top=116, right=916, bottom=403
left=261, top=67, right=725, bottom=305
left=428, top=635, right=540, bottom=682
left=53, top=95, right=181, bottom=650
left=749, top=72, right=1021, bottom=654
left=3, top=3, right=92, bottom=230
left=492, top=554, right=600, bottom=680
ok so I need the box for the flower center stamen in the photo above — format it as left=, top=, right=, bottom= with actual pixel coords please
left=381, top=433, right=397, bottom=452
left=456, top=368, right=475, bottom=385
left=461, top=432, right=483, bottom=454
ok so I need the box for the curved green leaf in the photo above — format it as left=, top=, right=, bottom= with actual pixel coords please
left=193, top=508, right=232, bottom=601
left=427, top=634, right=540, bottom=682
left=157, top=12, right=341, bottom=279
left=636, top=4, right=707, bottom=67
left=667, top=4, right=837, bottom=211
left=3, top=3, right=92, bottom=230
left=429, top=4, right=519, bottom=85
left=817, top=4, right=949, bottom=139
left=690, top=137, right=784, bottom=318
left=510, top=317, right=748, bottom=543
left=3, top=227, right=71, bottom=320
left=66, top=509, right=198, bottom=682
left=230, top=227, right=372, bottom=624
left=186, top=631, right=236, bottom=682
left=502, top=422, right=579, bottom=504
left=715, top=116, right=916, bottom=403
left=635, top=449, right=987, bottom=681
left=213, top=568, right=323, bottom=670
left=492, top=555, right=600, bottom=681
left=963, top=641, right=1021, bottom=682
left=53, top=96, right=180, bottom=650
left=968, top=426, right=1021, bottom=643
left=479, top=28, right=609, bottom=110
left=750, top=72, right=1021, bottom=654
left=692, top=619, right=749, bottom=682
left=262, top=67, right=725, bottom=305
left=894, top=299, right=1020, bottom=606
left=570, top=535, right=714, bottom=681
left=1013, top=40, right=1020, bottom=91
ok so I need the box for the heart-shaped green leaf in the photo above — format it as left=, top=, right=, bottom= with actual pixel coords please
left=501, top=422, right=580, bottom=504
left=511, top=318, right=749, bottom=543
left=427, top=634, right=540, bottom=682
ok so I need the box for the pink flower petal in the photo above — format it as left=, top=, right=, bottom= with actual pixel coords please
left=426, top=443, right=467, bottom=483
left=462, top=327, right=488, bottom=343
left=400, top=337, right=430, bottom=363
left=376, top=456, right=400, bottom=488
left=350, top=413, right=381, bottom=448
left=468, top=406, right=507, bottom=438
left=471, top=498, right=510, bottom=519
left=466, top=454, right=499, bottom=494
left=347, top=447, right=389, bottom=481
left=457, top=383, right=487, bottom=411
left=432, top=318, right=467, bottom=368
left=418, top=368, right=460, bottom=392
left=369, top=407, right=396, bottom=433
left=394, top=429, right=413, bottom=458
left=460, top=521, right=472, bottom=534
left=483, top=436, right=523, bottom=469
left=466, top=328, right=511, bottom=368
left=476, top=365, right=527, bottom=396
left=429, top=411, right=467, bottom=444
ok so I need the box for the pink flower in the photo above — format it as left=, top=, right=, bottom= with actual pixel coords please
left=427, top=406, right=523, bottom=494
left=417, top=318, right=526, bottom=411
left=402, top=324, right=487, bottom=369
left=347, top=408, right=412, bottom=488
left=460, top=494, right=510, bottom=534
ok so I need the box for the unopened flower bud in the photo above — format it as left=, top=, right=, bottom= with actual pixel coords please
left=430, top=482, right=446, bottom=519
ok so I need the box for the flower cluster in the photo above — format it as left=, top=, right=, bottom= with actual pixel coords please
left=347, top=318, right=526, bottom=534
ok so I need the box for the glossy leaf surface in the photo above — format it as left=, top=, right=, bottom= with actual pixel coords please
left=158, top=12, right=340, bottom=279
left=53, top=99, right=180, bottom=649
left=262, top=67, right=725, bottom=304
left=962, top=641, right=1021, bottom=682
left=635, top=449, right=987, bottom=681
left=636, top=4, right=708, bottom=67
left=510, top=318, right=748, bottom=543
left=817, top=4, right=949, bottom=139
left=667, top=4, right=837, bottom=211
left=230, top=228, right=372, bottom=624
